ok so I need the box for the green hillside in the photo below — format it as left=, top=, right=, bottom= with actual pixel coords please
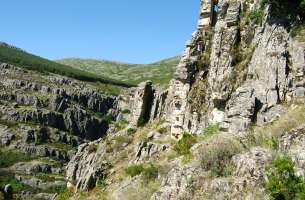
left=0, top=43, right=133, bottom=88
left=57, top=56, right=180, bottom=87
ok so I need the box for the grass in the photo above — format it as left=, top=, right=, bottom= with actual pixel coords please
left=0, top=170, right=38, bottom=193
left=125, top=164, right=159, bottom=183
left=127, top=128, right=137, bottom=136
left=43, top=184, right=67, bottom=194
left=121, top=179, right=161, bottom=200
left=0, top=43, right=133, bottom=88
left=111, top=135, right=133, bottom=151
left=253, top=105, right=305, bottom=150
left=125, top=164, right=145, bottom=177
left=0, top=149, right=36, bottom=168
left=230, top=46, right=255, bottom=90
left=57, top=56, right=180, bottom=87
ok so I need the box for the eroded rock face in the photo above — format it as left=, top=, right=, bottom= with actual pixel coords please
left=0, top=63, right=118, bottom=198
left=117, top=81, right=169, bottom=126
left=66, top=140, right=111, bottom=191
left=232, top=148, right=273, bottom=186
left=163, top=0, right=305, bottom=137
left=133, top=141, right=169, bottom=163
left=151, top=164, right=200, bottom=200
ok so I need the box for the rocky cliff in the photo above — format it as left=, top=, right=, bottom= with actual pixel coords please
left=113, top=0, right=305, bottom=140
left=63, top=0, right=305, bottom=199
left=3, top=0, right=305, bottom=199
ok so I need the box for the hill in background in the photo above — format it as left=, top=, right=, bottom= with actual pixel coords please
left=0, top=42, right=133, bottom=89
left=57, top=56, right=180, bottom=87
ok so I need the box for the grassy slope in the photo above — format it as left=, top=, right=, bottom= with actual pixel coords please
left=57, top=56, right=180, bottom=87
left=0, top=43, right=133, bottom=88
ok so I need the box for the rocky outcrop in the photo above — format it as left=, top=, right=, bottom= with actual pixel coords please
left=0, top=63, right=117, bottom=198
left=133, top=141, right=169, bottom=163
left=117, top=81, right=169, bottom=126
left=160, top=0, right=305, bottom=137
left=66, top=140, right=111, bottom=191
left=232, top=148, right=273, bottom=186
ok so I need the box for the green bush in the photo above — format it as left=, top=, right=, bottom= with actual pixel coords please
left=142, top=164, right=159, bottom=184
left=125, top=164, right=145, bottom=177
left=125, top=164, right=159, bottom=183
left=203, top=124, right=220, bottom=137
left=173, top=133, right=197, bottom=156
left=249, top=9, right=264, bottom=24
left=266, top=156, right=305, bottom=200
left=96, top=174, right=107, bottom=188
left=127, top=128, right=137, bottom=136
left=122, top=109, right=131, bottom=114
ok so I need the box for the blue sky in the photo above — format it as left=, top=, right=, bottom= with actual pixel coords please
left=0, top=0, right=199, bottom=64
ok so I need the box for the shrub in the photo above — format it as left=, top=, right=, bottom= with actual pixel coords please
left=173, top=133, right=197, bottom=156
left=248, top=9, right=264, bottom=24
left=137, top=117, right=147, bottom=127
left=101, top=114, right=114, bottom=123
left=203, top=123, right=220, bottom=137
left=125, top=164, right=145, bottom=177
left=199, top=136, right=243, bottom=177
left=96, top=174, right=107, bottom=188
left=142, top=164, right=159, bottom=184
left=114, top=119, right=128, bottom=130
left=127, top=128, right=137, bottom=136
left=266, top=156, right=305, bottom=200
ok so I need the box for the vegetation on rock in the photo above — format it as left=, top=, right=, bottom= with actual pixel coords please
left=266, top=156, right=305, bottom=200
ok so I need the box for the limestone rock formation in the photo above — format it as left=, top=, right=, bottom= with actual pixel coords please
left=0, top=63, right=117, bottom=198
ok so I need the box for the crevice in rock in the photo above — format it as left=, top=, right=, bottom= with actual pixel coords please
left=251, top=98, right=263, bottom=123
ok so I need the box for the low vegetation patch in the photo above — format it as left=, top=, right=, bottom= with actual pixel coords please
left=142, top=164, right=159, bottom=184
left=0, top=171, right=37, bottom=193
left=0, top=149, right=35, bottom=168
left=199, top=135, right=243, bottom=177
left=125, top=163, right=159, bottom=184
left=111, top=135, right=133, bottom=151
left=125, top=164, right=145, bottom=177
left=203, top=123, right=220, bottom=138
left=266, top=156, right=305, bottom=200
left=253, top=105, right=305, bottom=150
left=173, top=133, right=197, bottom=156
left=113, top=119, right=128, bottom=130
left=96, top=174, right=107, bottom=188
left=127, top=128, right=137, bottom=136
